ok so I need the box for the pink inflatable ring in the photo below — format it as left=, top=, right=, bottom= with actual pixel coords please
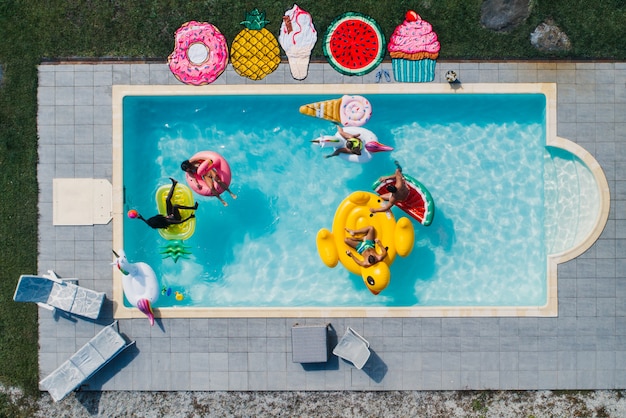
left=340, top=95, right=372, bottom=127
left=168, top=21, right=228, bottom=86
left=185, top=151, right=232, bottom=197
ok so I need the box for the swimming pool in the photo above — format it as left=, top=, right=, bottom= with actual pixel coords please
left=112, top=83, right=609, bottom=318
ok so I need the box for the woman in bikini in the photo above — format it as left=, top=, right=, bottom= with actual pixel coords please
left=136, top=178, right=197, bottom=229
left=323, top=125, right=363, bottom=159
left=180, top=159, right=237, bottom=206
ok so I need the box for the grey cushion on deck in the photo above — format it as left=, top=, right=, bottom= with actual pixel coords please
left=291, top=324, right=329, bottom=363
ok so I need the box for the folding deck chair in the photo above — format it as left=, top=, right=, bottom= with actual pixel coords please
left=332, top=327, right=371, bottom=369
left=39, top=321, right=135, bottom=402
left=13, top=270, right=105, bottom=319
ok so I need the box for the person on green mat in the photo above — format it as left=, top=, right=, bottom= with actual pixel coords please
left=135, top=178, right=197, bottom=229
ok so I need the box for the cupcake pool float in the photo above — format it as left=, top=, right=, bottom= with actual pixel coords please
left=388, top=11, right=440, bottom=82
left=323, top=12, right=386, bottom=76
left=168, top=21, right=228, bottom=86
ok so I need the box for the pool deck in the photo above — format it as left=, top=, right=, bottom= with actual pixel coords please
left=37, top=61, right=626, bottom=392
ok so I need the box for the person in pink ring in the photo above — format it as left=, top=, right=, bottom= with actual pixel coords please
left=180, top=159, right=237, bottom=206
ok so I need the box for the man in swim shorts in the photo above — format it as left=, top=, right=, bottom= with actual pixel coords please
left=136, top=178, right=197, bottom=229
left=370, top=161, right=409, bottom=214
left=344, top=226, right=388, bottom=268
left=323, top=125, right=363, bottom=159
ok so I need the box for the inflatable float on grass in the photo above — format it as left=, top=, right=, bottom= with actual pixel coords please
left=155, top=183, right=196, bottom=240
left=316, top=191, right=414, bottom=295
left=373, top=173, right=435, bottom=226
left=323, top=12, right=386, bottom=76
left=185, top=151, right=232, bottom=197
left=313, top=126, right=392, bottom=163
left=113, top=250, right=159, bottom=326
left=230, top=9, right=281, bottom=81
left=299, top=95, right=372, bottom=126
left=279, top=4, right=317, bottom=80
left=168, top=21, right=229, bottom=86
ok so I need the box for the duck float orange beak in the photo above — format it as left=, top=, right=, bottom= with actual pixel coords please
left=316, top=191, right=414, bottom=295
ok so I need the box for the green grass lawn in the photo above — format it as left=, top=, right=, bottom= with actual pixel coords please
left=0, top=0, right=624, bottom=405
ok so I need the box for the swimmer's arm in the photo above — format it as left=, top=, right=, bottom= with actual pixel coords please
left=379, top=170, right=405, bottom=183
left=345, top=250, right=366, bottom=267
left=337, top=125, right=360, bottom=139
left=375, top=239, right=388, bottom=260
left=180, top=214, right=195, bottom=223
left=136, top=214, right=151, bottom=226
left=167, top=218, right=186, bottom=225
left=370, top=200, right=394, bottom=213
left=378, top=174, right=396, bottom=182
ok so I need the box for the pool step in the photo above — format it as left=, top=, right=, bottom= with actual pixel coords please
left=544, top=147, right=599, bottom=255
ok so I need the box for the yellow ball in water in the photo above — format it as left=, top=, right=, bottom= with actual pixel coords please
left=175, top=291, right=184, bottom=301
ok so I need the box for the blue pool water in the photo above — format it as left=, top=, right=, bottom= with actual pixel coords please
left=123, top=93, right=547, bottom=308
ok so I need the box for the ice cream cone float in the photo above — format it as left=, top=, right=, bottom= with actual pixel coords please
left=299, top=98, right=342, bottom=124
left=279, top=4, right=317, bottom=81
left=299, top=95, right=372, bottom=127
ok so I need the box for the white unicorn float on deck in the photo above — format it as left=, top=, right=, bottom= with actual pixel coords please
left=112, top=250, right=159, bottom=326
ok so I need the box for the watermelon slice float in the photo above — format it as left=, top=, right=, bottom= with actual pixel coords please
left=323, top=12, right=386, bottom=76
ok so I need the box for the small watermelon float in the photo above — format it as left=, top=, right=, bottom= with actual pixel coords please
left=323, top=12, right=386, bottom=76
left=372, top=173, right=435, bottom=226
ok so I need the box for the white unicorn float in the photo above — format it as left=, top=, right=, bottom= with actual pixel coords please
left=112, top=250, right=159, bottom=326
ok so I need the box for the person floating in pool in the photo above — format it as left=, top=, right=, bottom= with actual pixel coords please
left=135, top=178, right=197, bottom=229
left=320, top=125, right=363, bottom=159
left=370, top=161, right=409, bottom=214
left=344, top=226, right=388, bottom=268
left=180, top=158, right=237, bottom=206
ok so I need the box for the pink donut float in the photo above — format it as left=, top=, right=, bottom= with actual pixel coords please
left=340, top=95, right=372, bottom=127
left=185, top=151, right=232, bottom=197
left=168, top=21, right=228, bottom=86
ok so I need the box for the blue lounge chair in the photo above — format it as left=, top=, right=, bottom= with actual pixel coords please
left=39, top=321, right=134, bottom=402
left=13, top=270, right=105, bottom=320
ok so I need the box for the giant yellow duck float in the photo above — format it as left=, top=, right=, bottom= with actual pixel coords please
left=316, top=191, right=415, bottom=295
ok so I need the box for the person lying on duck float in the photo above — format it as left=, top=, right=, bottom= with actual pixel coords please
left=344, top=226, right=388, bottom=268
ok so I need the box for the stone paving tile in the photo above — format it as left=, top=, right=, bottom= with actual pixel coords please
left=36, top=61, right=625, bottom=392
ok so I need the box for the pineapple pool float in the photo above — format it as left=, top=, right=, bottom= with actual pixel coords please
left=230, top=9, right=281, bottom=80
